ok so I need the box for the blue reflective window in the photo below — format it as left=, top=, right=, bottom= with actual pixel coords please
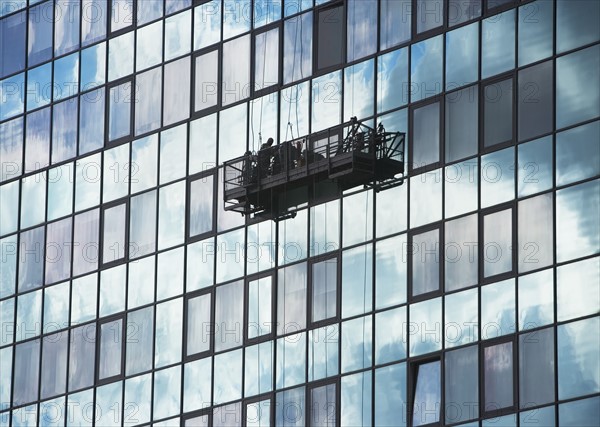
left=28, top=2, right=53, bottom=66
left=27, top=63, right=52, bottom=111
left=0, top=11, right=25, bottom=78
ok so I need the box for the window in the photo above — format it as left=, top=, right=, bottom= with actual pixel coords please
left=445, top=85, right=478, bottom=162
left=445, top=214, right=478, bottom=291
left=215, top=280, right=244, bottom=351
left=410, top=35, right=443, bottom=102
left=69, top=324, right=96, bottom=391
left=311, top=256, right=338, bottom=324
left=108, top=80, right=133, bottom=142
left=102, top=201, right=128, bottom=265
left=445, top=346, right=478, bottom=424
left=41, top=333, right=68, bottom=401
left=135, top=67, right=162, bottom=135
left=483, top=339, right=515, bottom=415
left=164, top=56, right=191, bottom=125
left=255, top=27, right=279, bottom=91
left=380, top=0, right=411, bottom=49
left=316, top=3, right=344, bottom=71
left=189, top=174, right=215, bottom=238
left=309, top=382, right=337, bottom=426
left=194, top=49, right=219, bottom=112
left=411, top=360, right=441, bottom=426
left=481, top=10, right=515, bottom=79
left=519, top=327, right=554, bottom=408
left=411, top=227, right=441, bottom=298
left=98, top=316, right=124, bottom=381
left=416, top=0, right=444, bottom=34
left=222, top=35, right=250, bottom=106
left=518, top=61, right=553, bottom=141
left=482, top=207, right=514, bottom=279
left=283, top=12, right=312, bottom=84
left=277, top=262, right=307, bottom=335
left=483, top=78, right=513, bottom=148
left=347, top=0, right=376, bottom=61
left=411, top=101, right=441, bottom=169
left=186, top=291, right=212, bottom=357
left=247, top=276, right=273, bottom=340
left=126, top=306, right=153, bottom=375
left=341, top=244, right=372, bottom=318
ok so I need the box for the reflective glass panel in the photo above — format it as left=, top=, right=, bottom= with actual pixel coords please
left=135, top=67, right=162, bottom=135
left=445, top=346, right=479, bottom=424
left=409, top=297, right=442, bottom=356
left=484, top=341, right=514, bottom=411
left=556, top=120, right=600, bottom=187
left=482, top=10, right=515, bottom=78
left=380, top=0, right=411, bottom=49
left=445, top=85, right=478, bottom=162
left=518, top=0, right=553, bottom=66
left=410, top=169, right=442, bottom=227
left=410, top=35, right=443, bottom=102
left=283, top=12, right=312, bottom=84
left=277, top=262, right=307, bottom=334
left=557, top=257, right=600, bottom=322
left=518, top=135, right=553, bottom=197
left=446, top=22, right=478, bottom=89
left=484, top=78, right=513, bottom=147
left=342, top=245, right=372, bottom=318
left=481, top=279, right=515, bottom=339
left=519, top=327, right=554, bottom=408
left=481, top=148, right=514, bottom=208
left=413, top=361, right=441, bottom=426
left=518, top=268, right=554, bottom=330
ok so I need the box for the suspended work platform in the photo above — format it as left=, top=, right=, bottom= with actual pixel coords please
left=223, top=117, right=405, bottom=220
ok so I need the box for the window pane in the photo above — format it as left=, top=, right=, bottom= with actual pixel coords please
left=412, top=228, right=440, bottom=297
left=184, top=357, right=212, bottom=413
left=70, top=274, right=97, bottom=325
left=223, top=35, right=250, bottom=106
left=342, top=245, right=373, bottom=318
left=375, top=234, right=407, bottom=308
left=519, top=268, right=554, bottom=330
left=155, top=298, right=183, bottom=368
left=27, top=63, right=52, bottom=111
left=28, top=3, right=53, bottom=66
left=108, top=32, right=134, bottom=81
left=343, top=191, right=373, bottom=247
left=309, top=325, right=338, bottom=381
left=445, top=85, right=478, bottom=162
left=557, top=0, right=600, bottom=53
left=482, top=10, right=515, bottom=78
left=377, top=48, right=409, bottom=113
left=410, top=35, right=443, bottom=102
left=445, top=214, right=478, bottom=291
left=556, top=120, right=600, bottom=187
left=277, top=262, right=307, bottom=334
left=283, top=12, right=312, bottom=84
left=223, top=0, right=250, bottom=39
left=135, top=67, right=162, bottom=135
left=153, top=366, right=181, bottom=419
left=312, top=258, right=337, bottom=322
left=413, top=361, right=441, bottom=426
left=410, top=169, right=442, bottom=228
left=190, top=175, right=214, bottom=237
left=445, top=346, right=478, bottom=424
left=165, top=10, right=191, bottom=60
left=310, top=199, right=340, bottom=256
left=215, top=280, right=244, bottom=351
left=0, top=73, right=24, bottom=121
left=344, top=59, right=375, bottom=121
left=214, top=349, right=242, bottom=404
left=246, top=399, right=271, bottom=427
left=375, top=306, right=406, bottom=365
left=445, top=288, right=478, bottom=348
left=518, top=135, right=553, bottom=197
left=416, top=0, right=443, bottom=33
left=194, top=0, right=220, bottom=49
left=481, top=278, right=515, bottom=339
left=103, top=204, right=126, bottom=263
left=126, top=306, right=154, bottom=375
left=560, top=396, right=600, bottom=427
left=109, top=82, right=132, bottom=141
left=52, top=98, right=78, bottom=163
left=195, top=50, right=219, bottom=112
left=412, top=102, right=440, bottom=167
left=276, top=386, right=305, bottom=427
left=311, top=383, right=337, bottom=426
left=218, top=102, right=247, bottom=166
left=481, top=147, right=514, bottom=208
left=347, top=0, right=376, bottom=62
left=518, top=61, right=553, bottom=141
left=278, top=208, right=308, bottom=264
left=13, top=339, right=40, bottom=406
left=448, top=0, right=480, bottom=26
left=255, top=28, right=279, bottom=90
left=80, top=89, right=105, bottom=154
left=518, top=0, right=553, bottom=66
left=99, top=319, right=123, bottom=379
left=248, top=277, right=272, bottom=339
left=342, top=315, right=372, bottom=373
left=518, top=193, right=553, bottom=273
left=245, top=341, right=273, bottom=397
left=556, top=179, right=600, bottom=263
left=216, top=228, right=245, bottom=283
left=519, top=327, right=554, bottom=408
left=380, top=0, right=410, bottom=49
left=164, top=56, right=191, bottom=126
left=158, top=181, right=186, bottom=250
left=82, top=0, right=107, bottom=45
left=341, top=371, right=371, bottom=427
left=312, top=71, right=342, bottom=132
left=99, top=264, right=126, bottom=317
left=18, top=226, right=44, bottom=292
left=25, top=107, right=51, bottom=172
left=446, top=22, right=478, bottom=89
left=557, top=257, right=600, bottom=322
left=558, top=317, right=600, bottom=400
left=111, top=0, right=134, bottom=32
left=69, top=324, right=96, bottom=391
left=409, top=298, right=441, bottom=356
left=45, top=218, right=72, bottom=284
left=317, top=5, right=343, bottom=70
left=73, top=208, right=100, bottom=276
left=484, top=341, right=514, bottom=411
left=484, top=78, right=513, bottom=147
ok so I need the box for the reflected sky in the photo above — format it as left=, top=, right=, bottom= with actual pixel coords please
left=155, top=298, right=183, bottom=367
left=446, top=22, right=478, bottom=89
left=445, top=288, right=478, bottom=347
left=341, top=371, right=371, bottom=427
left=153, top=366, right=181, bottom=420
left=410, top=297, right=441, bottom=356
left=158, top=181, right=186, bottom=250
left=157, top=247, right=184, bottom=300
left=164, top=56, right=191, bottom=125
left=411, top=35, right=443, bottom=102
left=214, top=348, right=242, bottom=404
left=194, top=0, right=221, bottom=50
left=482, top=10, right=515, bottom=78
left=165, top=10, right=191, bottom=60
left=375, top=307, right=406, bottom=364
left=377, top=48, right=408, bottom=113
left=312, top=71, right=342, bottom=132
left=481, top=279, right=515, bottom=339
left=344, top=59, right=374, bottom=122
left=184, top=357, right=212, bottom=412
left=557, top=257, right=600, bottom=322
left=519, top=268, right=554, bottom=330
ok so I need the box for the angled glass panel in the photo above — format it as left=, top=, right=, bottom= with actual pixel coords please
left=41, top=332, right=68, bottom=400
left=412, top=228, right=440, bottom=296
left=109, top=81, right=132, bottom=141
left=215, top=280, right=244, bottom=351
left=75, top=153, right=101, bottom=212
left=380, top=0, right=410, bottom=49
left=557, top=257, right=600, bottom=322
left=25, top=107, right=51, bottom=173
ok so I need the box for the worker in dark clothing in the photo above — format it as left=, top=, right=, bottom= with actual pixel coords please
left=258, top=138, right=274, bottom=178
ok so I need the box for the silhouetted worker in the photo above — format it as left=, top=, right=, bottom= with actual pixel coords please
left=258, top=137, right=274, bottom=178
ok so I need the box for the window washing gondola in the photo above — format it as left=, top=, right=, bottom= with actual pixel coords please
left=222, top=117, right=406, bottom=221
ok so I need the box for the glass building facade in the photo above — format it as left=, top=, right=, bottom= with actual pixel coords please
left=0, top=0, right=599, bottom=425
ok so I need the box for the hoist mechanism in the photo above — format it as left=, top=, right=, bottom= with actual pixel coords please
left=223, top=117, right=406, bottom=221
